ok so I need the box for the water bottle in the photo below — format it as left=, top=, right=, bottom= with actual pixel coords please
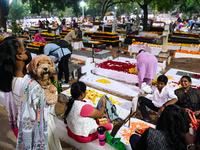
left=97, top=126, right=106, bottom=146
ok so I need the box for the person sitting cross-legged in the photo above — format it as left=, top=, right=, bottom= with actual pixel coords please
left=63, top=81, right=112, bottom=143
left=138, top=75, right=178, bottom=122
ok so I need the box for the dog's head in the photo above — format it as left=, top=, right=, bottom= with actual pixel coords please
left=28, top=54, right=56, bottom=80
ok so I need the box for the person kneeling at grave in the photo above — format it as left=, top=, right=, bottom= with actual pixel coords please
left=63, top=81, right=112, bottom=143
left=138, top=75, right=178, bottom=122
left=175, top=75, right=200, bottom=118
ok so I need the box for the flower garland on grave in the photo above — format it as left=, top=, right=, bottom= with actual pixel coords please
left=119, top=121, right=153, bottom=145
left=97, top=60, right=137, bottom=74
left=67, top=89, right=121, bottom=105
left=96, top=79, right=111, bottom=84
left=172, top=49, right=200, bottom=57
left=86, top=89, right=121, bottom=105
left=193, top=74, right=200, bottom=79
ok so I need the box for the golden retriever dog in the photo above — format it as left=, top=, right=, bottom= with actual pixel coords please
left=28, top=54, right=58, bottom=105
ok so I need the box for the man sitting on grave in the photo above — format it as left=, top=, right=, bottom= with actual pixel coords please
left=44, top=40, right=71, bottom=88
left=138, top=75, right=178, bottom=122
left=175, top=75, right=200, bottom=118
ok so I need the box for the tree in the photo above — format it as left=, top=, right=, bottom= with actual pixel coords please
left=22, top=0, right=80, bottom=16
left=0, top=0, right=12, bottom=31
left=135, top=0, right=187, bottom=31
left=86, top=0, right=135, bottom=21
left=8, top=2, right=25, bottom=21
left=100, top=0, right=135, bottom=20
left=179, top=0, right=200, bottom=17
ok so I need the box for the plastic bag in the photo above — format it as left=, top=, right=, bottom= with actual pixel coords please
left=106, top=131, right=125, bottom=150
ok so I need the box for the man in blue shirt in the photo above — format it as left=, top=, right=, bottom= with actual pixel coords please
left=187, top=18, right=195, bottom=27
left=44, top=42, right=71, bottom=87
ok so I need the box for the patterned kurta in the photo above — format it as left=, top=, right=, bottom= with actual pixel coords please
left=16, top=75, right=61, bottom=150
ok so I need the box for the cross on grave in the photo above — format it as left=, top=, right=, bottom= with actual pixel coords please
left=0, top=27, right=4, bottom=33
left=81, top=58, right=95, bottom=77
left=162, top=24, right=170, bottom=53
left=158, top=24, right=170, bottom=64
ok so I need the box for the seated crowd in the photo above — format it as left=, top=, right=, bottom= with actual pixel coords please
left=0, top=36, right=200, bottom=150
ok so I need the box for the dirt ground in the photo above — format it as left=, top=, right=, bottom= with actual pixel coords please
left=0, top=47, right=200, bottom=149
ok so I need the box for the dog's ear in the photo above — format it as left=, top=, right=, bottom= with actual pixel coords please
left=50, top=57, right=56, bottom=72
left=27, top=58, right=37, bottom=78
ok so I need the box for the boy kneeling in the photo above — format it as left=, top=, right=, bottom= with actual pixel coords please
left=139, top=75, right=178, bottom=122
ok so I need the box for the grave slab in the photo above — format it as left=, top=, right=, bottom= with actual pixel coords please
left=72, top=49, right=111, bottom=59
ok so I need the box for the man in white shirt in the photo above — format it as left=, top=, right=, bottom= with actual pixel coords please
left=138, top=75, right=178, bottom=122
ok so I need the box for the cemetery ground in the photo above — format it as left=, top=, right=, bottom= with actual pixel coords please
left=0, top=47, right=200, bottom=150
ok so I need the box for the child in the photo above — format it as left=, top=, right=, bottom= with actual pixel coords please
left=138, top=75, right=178, bottom=122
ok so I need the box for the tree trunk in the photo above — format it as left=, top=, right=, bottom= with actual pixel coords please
left=0, top=3, right=7, bottom=32
left=143, top=4, right=148, bottom=31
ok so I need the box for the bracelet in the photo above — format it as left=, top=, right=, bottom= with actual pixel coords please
left=187, top=144, right=195, bottom=150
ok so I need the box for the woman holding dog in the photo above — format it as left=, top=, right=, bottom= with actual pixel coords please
left=0, top=37, right=62, bottom=150
left=16, top=56, right=62, bottom=150
left=64, top=81, right=112, bottom=143
left=0, top=37, right=32, bottom=137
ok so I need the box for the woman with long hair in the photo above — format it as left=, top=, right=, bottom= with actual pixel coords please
left=64, top=81, right=112, bottom=143
left=0, top=37, right=32, bottom=136
left=130, top=105, right=190, bottom=150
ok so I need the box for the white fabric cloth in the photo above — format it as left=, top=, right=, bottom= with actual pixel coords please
left=66, top=101, right=98, bottom=137
left=73, top=41, right=84, bottom=50
left=128, top=44, right=162, bottom=56
left=47, top=107, right=62, bottom=150
left=151, top=86, right=177, bottom=107
left=12, top=77, right=23, bottom=127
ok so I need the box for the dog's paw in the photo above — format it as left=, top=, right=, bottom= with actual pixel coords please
left=45, top=89, right=58, bottom=105
left=49, top=84, right=57, bottom=93
left=46, top=96, right=58, bottom=105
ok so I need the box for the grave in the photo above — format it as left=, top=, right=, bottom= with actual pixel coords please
left=72, top=49, right=111, bottom=59
left=68, top=62, right=82, bottom=79
left=57, top=86, right=133, bottom=150
left=80, top=58, right=142, bottom=97
left=93, top=57, right=166, bottom=84
left=176, top=71, right=200, bottom=80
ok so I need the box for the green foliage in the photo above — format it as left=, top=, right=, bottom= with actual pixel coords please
left=8, top=2, right=26, bottom=21
left=21, top=0, right=80, bottom=15
left=11, top=22, right=22, bottom=37
left=179, top=0, right=200, bottom=15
